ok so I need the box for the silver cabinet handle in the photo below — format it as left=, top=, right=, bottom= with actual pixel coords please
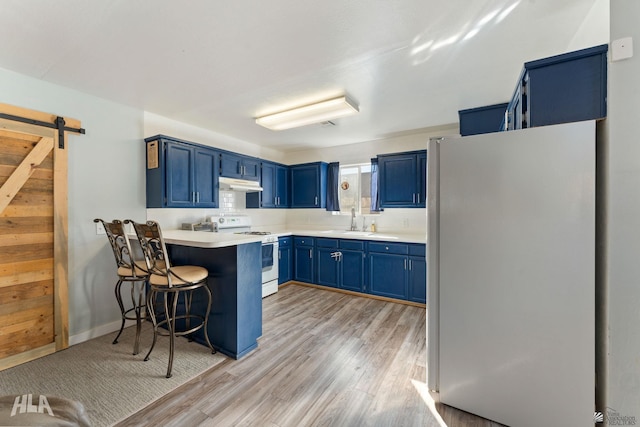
left=196, top=192, right=200, bottom=203
left=277, top=196, right=280, bottom=206
left=409, top=259, right=412, bottom=270
left=278, top=250, right=281, bottom=260
left=404, top=259, right=407, bottom=270
left=413, top=193, right=416, bottom=203
left=315, top=196, right=318, bottom=205
left=192, top=192, right=196, bottom=203
left=309, top=249, right=313, bottom=259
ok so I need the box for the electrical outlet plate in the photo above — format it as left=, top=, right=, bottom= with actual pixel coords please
left=95, top=222, right=106, bottom=235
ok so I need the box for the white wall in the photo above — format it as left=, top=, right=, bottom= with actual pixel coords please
left=283, top=125, right=458, bottom=165
left=604, top=1, right=640, bottom=422
left=144, top=111, right=286, bottom=163
left=566, top=0, right=609, bottom=52
left=0, top=67, right=146, bottom=340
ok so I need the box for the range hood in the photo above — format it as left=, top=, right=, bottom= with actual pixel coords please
left=219, top=176, right=263, bottom=192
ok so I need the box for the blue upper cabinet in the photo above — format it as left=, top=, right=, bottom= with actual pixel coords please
left=145, top=137, right=219, bottom=208
left=193, top=148, right=219, bottom=207
left=378, top=150, right=426, bottom=208
left=248, top=161, right=290, bottom=209
left=275, top=164, right=290, bottom=208
left=505, top=44, right=608, bottom=130
left=290, top=162, right=328, bottom=208
left=247, top=161, right=289, bottom=209
left=458, top=103, right=509, bottom=136
left=220, top=152, right=260, bottom=181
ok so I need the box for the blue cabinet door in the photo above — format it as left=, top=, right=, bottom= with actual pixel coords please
left=278, top=238, right=292, bottom=285
left=290, top=163, right=327, bottom=208
left=408, top=256, right=427, bottom=303
left=220, top=152, right=244, bottom=179
left=294, top=237, right=315, bottom=283
left=341, top=249, right=365, bottom=292
left=316, top=246, right=339, bottom=288
left=166, top=142, right=194, bottom=207
left=418, top=152, right=427, bottom=208
left=275, top=164, right=290, bottom=208
left=194, top=148, right=219, bottom=207
left=242, top=157, right=261, bottom=181
left=379, top=153, right=418, bottom=208
left=260, top=162, right=277, bottom=208
left=248, top=162, right=289, bottom=209
left=221, top=152, right=260, bottom=181
left=369, top=252, right=408, bottom=300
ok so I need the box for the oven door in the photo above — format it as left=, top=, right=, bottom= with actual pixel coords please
left=262, top=242, right=279, bottom=296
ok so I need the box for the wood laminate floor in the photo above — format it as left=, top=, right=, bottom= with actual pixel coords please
left=116, top=284, right=503, bottom=427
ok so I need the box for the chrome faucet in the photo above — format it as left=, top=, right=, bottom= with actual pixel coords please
left=350, top=208, right=357, bottom=231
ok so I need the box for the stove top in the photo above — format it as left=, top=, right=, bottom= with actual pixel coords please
left=234, top=231, right=272, bottom=235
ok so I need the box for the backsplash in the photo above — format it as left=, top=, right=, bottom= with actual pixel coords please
left=147, top=190, right=426, bottom=236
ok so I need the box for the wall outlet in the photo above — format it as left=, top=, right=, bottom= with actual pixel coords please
left=95, top=222, right=106, bottom=235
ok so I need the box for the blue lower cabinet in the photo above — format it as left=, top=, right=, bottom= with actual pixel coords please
left=316, top=239, right=340, bottom=287
left=315, top=238, right=365, bottom=291
left=294, top=237, right=315, bottom=283
left=316, top=246, right=340, bottom=288
left=278, top=237, right=292, bottom=284
left=295, top=236, right=425, bottom=304
left=369, top=252, right=408, bottom=300
left=167, top=242, right=262, bottom=359
left=340, top=249, right=365, bottom=292
left=408, top=256, right=427, bottom=303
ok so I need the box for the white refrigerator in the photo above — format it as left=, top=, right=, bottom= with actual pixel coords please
left=427, top=121, right=595, bottom=427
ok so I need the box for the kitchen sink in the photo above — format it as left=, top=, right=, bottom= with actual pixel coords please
left=343, top=231, right=373, bottom=236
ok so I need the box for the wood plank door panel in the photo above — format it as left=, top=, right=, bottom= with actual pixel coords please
left=0, top=128, right=56, bottom=362
left=0, top=104, right=77, bottom=371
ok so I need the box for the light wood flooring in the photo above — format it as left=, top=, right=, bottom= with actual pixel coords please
left=116, top=284, right=503, bottom=427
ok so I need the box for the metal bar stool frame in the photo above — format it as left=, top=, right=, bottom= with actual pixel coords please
left=126, top=219, right=215, bottom=378
left=94, top=218, right=148, bottom=355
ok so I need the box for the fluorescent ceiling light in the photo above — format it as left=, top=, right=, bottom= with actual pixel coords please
left=255, top=96, right=359, bottom=130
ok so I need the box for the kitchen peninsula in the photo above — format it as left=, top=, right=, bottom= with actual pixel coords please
left=161, top=231, right=264, bottom=359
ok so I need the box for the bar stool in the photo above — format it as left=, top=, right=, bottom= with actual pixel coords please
left=94, top=218, right=148, bottom=355
left=126, top=219, right=215, bottom=378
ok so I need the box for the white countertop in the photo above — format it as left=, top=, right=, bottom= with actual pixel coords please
left=161, top=228, right=426, bottom=248
left=267, top=228, right=426, bottom=244
left=161, top=229, right=265, bottom=248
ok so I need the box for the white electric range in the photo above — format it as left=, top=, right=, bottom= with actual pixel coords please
left=211, top=215, right=278, bottom=298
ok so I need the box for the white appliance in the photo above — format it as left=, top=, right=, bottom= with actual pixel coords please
left=218, top=176, right=263, bottom=192
left=427, top=121, right=595, bottom=427
left=211, top=215, right=279, bottom=298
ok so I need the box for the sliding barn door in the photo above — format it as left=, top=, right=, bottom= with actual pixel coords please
left=0, top=104, right=80, bottom=371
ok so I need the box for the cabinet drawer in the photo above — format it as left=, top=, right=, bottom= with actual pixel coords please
left=278, top=236, right=292, bottom=248
left=316, top=238, right=339, bottom=248
left=409, top=244, right=426, bottom=257
left=340, top=239, right=365, bottom=251
left=294, top=237, right=315, bottom=247
left=368, top=242, right=408, bottom=255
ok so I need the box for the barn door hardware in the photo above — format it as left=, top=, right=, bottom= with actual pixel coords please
left=0, top=112, right=86, bottom=148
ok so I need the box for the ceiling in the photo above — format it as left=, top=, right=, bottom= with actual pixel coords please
left=0, top=0, right=604, bottom=151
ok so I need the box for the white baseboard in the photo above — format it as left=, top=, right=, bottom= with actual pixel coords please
left=69, top=319, right=142, bottom=346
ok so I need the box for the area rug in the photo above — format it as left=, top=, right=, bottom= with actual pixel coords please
left=0, top=324, right=226, bottom=426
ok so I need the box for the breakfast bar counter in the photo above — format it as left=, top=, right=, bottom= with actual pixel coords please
left=167, top=237, right=262, bottom=360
